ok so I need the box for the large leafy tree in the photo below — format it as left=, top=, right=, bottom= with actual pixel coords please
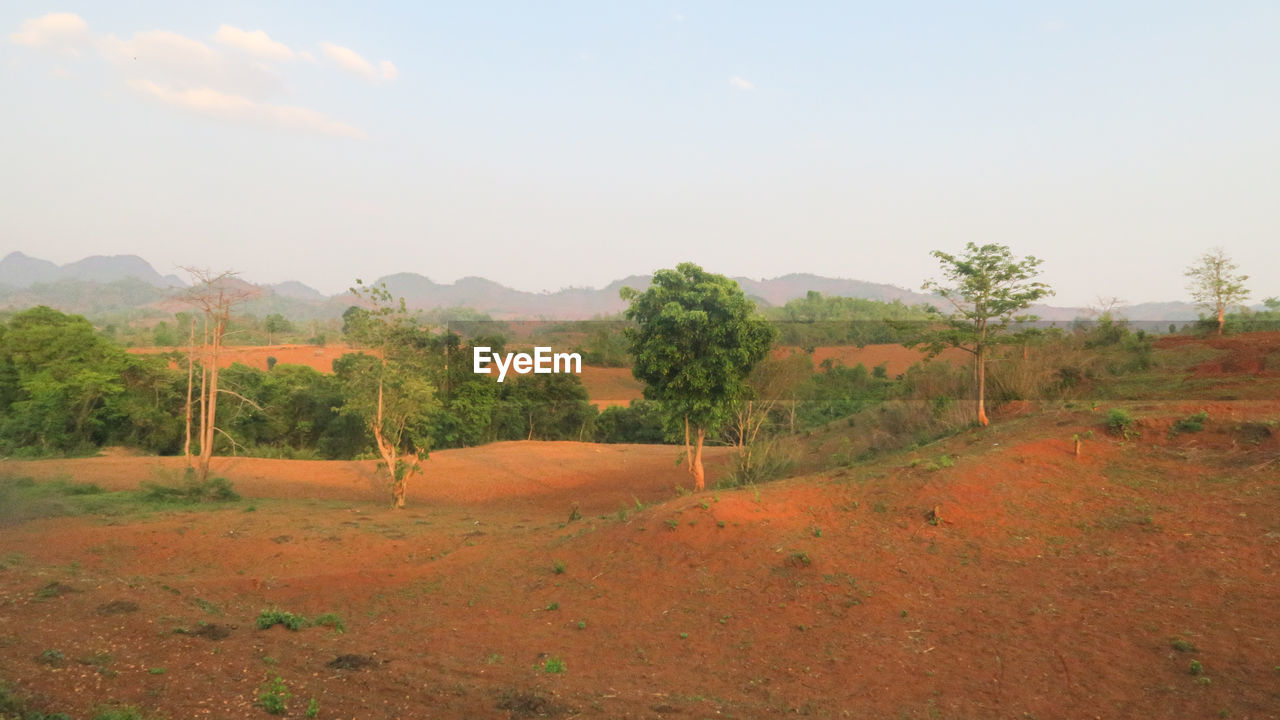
left=621, top=263, right=776, bottom=491
left=913, top=243, right=1053, bottom=427
left=1185, top=248, right=1249, bottom=336
left=341, top=280, right=438, bottom=508
left=0, top=306, right=173, bottom=455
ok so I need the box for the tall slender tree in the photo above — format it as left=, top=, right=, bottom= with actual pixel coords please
left=913, top=243, right=1052, bottom=427
left=340, top=280, right=437, bottom=508
left=181, top=269, right=259, bottom=480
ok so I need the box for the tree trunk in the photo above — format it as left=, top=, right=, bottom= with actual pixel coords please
left=1217, top=305, right=1225, bottom=335
left=975, top=347, right=989, bottom=427
left=691, top=427, right=706, bottom=491
left=198, top=317, right=222, bottom=481
left=684, top=415, right=693, bottom=471
left=183, top=317, right=195, bottom=467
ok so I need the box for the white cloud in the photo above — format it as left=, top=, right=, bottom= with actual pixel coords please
left=134, top=80, right=366, bottom=139
left=9, top=12, right=91, bottom=55
left=100, top=29, right=284, bottom=99
left=729, top=75, right=754, bottom=91
left=213, top=25, right=294, bottom=62
left=322, top=42, right=395, bottom=83
left=299, top=50, right=316, bottom=63
left=10, top=12, right=367, bottom=139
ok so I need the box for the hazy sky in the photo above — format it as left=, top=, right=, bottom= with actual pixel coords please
left=3, top=2, right=1277, bottom=306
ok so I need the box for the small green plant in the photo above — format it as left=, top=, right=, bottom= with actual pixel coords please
left=1172, top=411, right=1209, bottom=436
left=313, top=612, right=345, bottom=633
left=306, top=698, right=320, bottom=718
left=1105, top=408, right=1138, bottom=439
left=1171, top=638, right=1197, bottom=653
left=37, top=649, right=65, bottom=666
left=679, top=632, right=688, bottom=639
left=257, top=608, right=307, bottom=631
left=787, top=552, right=811, bottom=567
left=1189, top=659, right=1204, bottom=676
left=147, top=667, right=166, bottom=675
left=811, top=526, right=822, bottom=538
left=545, top=602, right=559, bottom=611
left=664, top=518, right=678, bottom=530
left=542, top=656, right=566, bottom=674
left=552, top=560, right=566, bottom=575
left=257, top=676, right=290, bottom=715
left=576, top=620, right=586, bottom=630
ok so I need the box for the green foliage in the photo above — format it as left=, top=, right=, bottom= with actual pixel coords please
left=910, top=243, right=1053, bottom=423
left=593, top=399, right=668, bottom=443
left=256, top=608, right=307, bottom=631
left=139, top=475, right=239, bottom=503
left=542, top=656, right=567, bottom=674
left=305, top=699, right=320, bottom=719
left=1105, top=409, right=1138, bottom=439
left=765, top=291, right=935, bottom=345
left=501, top=373, right=596, bottom=441
left=621, top=262, right=776, bottom=439
left=256, top=676, right=290, bottom=715
left=0, top=306, right=184, bottom=456
left=1171, top=411, right=1209, bottom=435
left=312, top=612, right=345, bottom=633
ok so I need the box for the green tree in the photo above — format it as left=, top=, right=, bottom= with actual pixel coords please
left=1185, top=248, right=1250, bottom=336
left=341, top=280, right=438, bottom=508
left=913, top=243, right=1053, bottom=427
left=621, top=263, right=776, bottom=490
left=264, top=313, right=293, bottom=344
left=0, top=307, right=129, bottom=454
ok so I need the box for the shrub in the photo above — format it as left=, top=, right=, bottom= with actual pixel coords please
left=1171, top=411, right=1208, bottom=435
left=256, top=609, right=307, bottom=631
left=257, top=676, right=290, bottom=715
left=1105, top=409, right=1137, bottom=439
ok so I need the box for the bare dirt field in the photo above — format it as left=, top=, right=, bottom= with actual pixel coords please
left=3, top=404, right=1279, bottom=718
left=129, top=344, right=358, bottom=374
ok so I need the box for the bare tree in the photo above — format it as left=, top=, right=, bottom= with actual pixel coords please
left=1185, top=248, right=1250, bottom=335
left=181, top=268, right=260, bottom=481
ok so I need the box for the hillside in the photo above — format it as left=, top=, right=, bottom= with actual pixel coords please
left=0, top=333, right=1277, bottom=718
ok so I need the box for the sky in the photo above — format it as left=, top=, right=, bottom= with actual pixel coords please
left=2, top=1, right=1277, bottom=307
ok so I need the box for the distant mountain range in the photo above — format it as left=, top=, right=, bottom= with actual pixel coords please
left=0, top=251, right=1213, bottom=323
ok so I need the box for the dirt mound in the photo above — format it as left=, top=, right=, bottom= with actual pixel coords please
left=1, top=408, right=1278, bottom=718
left=0, top=441, right=730, bottom=514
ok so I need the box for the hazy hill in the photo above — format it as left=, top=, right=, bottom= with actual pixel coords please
left=0, top=252, right=184, bottom=289
left=0, top=252, right=1214, bottom=323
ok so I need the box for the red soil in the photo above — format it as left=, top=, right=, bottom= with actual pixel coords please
left=128, top=344, right=359, bottom=374
left=2, top=406, right=1278, bottom=718
left=1157, top=331, right=1280, bottom=377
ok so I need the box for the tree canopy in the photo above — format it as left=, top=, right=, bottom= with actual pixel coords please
left=621, top=262, right=775, bottom=490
